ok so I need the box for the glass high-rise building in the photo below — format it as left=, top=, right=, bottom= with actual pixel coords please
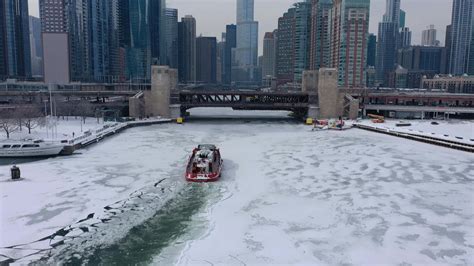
left=0, top=0, right=31, bottom=79
left=262, top=32, right=276, bottom=78
left=367, top=34, right=377, bottom=67
left=165, top=8, right=179, bottom=69
left=223, top=24, right=236, bottom=84
left=29, top=16, right=43, bottom=77
left=234, top=0, right=259, bottom=84
left=119, top=0, right=166, bottom=82
left=293, top=1, right=311, bottom=83
left=178, top=15, right=196, bottom=83
left=376, top=0, right=400, bottom=86
left=400, top=27, right=412, bottom=48
left=276, top=8, right=296, bottom=84
left=196, top=37, right=217, bottom=84
left=422, top=25, right=438, bottom=46
left=449, top=0, right=474, bottom=75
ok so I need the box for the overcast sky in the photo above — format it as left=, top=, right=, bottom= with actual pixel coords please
left=28, top=0, right=452, bottom=54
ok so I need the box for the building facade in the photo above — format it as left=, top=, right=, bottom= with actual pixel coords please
left=293, top=1, right=311, bottom=83
left=309, top=0, right=332, bottom=71
left=367, top=34, right=377, bottom=67
left=29, top=16, right=43, bottom=77
left=276, top=8, right=296, bottom=84
left=449, top=0, right=474, bottom=75
left=233, top=0, right=259, bottom=84
left=398, top=46, right=447, bottom=74
left=262, top=32, right=276, bottom=79
left=40, top=0, right=69, bottom=84
left=421, top=75, right=474, bottom=93
left=399, top=27, right=412, bottom=48
left=376, top=0, right=400, bottom=86
left=196, top=37, right=217, bottom=84
left=165, top=8, right=178, bottom=69
left=329, top=0, right=370, bottom=87
left=0, top=0, right=31, bottom=80
left=223, top=24, right=236, bottom=84
left=178, top=15, right=196, bottom=83
left=421, top=25, right=438, bottom=46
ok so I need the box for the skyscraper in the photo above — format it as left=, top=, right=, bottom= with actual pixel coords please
left=262, top=32, right=276, bottom=78
left=376, top=0, right=401, bottom=86
left=399, top=9, right=406, bottom=29
left=234, top=0, right=259, bottom=84
left=29, top=16, right=43, bottom=77
left=309, top=0, right=332, bottom=70
left=165, top=8, right=179, bottom=69
left=0, top=0, right=31, bottom=80
left=445, top=24, right=452, bottom=73
left=150, top=0, right=166, bottom=65
left=178, top=15, right=196, bottom=83
left=384, top=0, right=401, bottom=23
left=400, top=27, right=412, bottom=48
left=276, top=8, right=296, bottom=84
left=293, top=1, right=311, bottom=82
left=223, top=24, right=236, bottom=84
left=196, top=36, right=217, bottom=84
left=367, top=34, right=377, bottom=67
left=89, top=0, right=121, bottom=83
left=329, top=0, right=370, bottom=87
left=422, top=25, right=438, bottom=46
left=118, top=0, right=166, bottom=82
left=449, top=0, right=474, bottom=75
left=40, top=0, right=69, bottom=83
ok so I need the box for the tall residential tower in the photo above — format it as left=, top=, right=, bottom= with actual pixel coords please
left=0, top=0, right=31, bottom=80
left=448, top=0, right=474, bottom=75
left=329, top=0, right=370, bottom=87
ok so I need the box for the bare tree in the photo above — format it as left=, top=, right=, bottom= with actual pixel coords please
left=76, top=100, right=93, bottom=124
left=19, top=106, right=45, bottom=134
left=0, top=109, right=18, bottom=139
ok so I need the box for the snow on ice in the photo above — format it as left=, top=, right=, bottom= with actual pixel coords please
left=0, top=108, right=473, bottom=265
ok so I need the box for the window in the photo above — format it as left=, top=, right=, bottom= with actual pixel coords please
left=2, top=145, right=11, bottom=148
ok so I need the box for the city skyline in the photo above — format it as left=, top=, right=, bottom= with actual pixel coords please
left=27, top=0, right=452, bottom=54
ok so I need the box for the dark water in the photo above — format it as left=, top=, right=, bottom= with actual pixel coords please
left=60, top=183, right=214, bottom=265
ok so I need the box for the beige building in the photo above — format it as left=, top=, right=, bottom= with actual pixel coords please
left=421, top=75, right=474, bottom=94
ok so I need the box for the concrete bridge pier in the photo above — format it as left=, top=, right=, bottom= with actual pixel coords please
left=129, top=65, right=178, bottom=119
left=302, top=70, right=319, bottom=119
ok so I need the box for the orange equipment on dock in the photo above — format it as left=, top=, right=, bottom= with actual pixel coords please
left=368, top=114, right=385, bottom=123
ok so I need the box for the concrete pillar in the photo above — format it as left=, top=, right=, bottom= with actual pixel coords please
left=307, top=105, right=320, bottom=119
left=317, top=68, right=339, bottom=119
left=150, top=65, right=171, bottom=118
left=302, top=70, right=319, bottom=93
left=169, top=68, right=178, bottom=91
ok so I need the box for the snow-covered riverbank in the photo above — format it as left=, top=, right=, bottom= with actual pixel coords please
left=356, top=119, right=474, bottom=144
left=0, top=109, right=473, bottom=264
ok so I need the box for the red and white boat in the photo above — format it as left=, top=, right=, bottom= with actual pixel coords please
left=185, top=144, right=223, bottom=182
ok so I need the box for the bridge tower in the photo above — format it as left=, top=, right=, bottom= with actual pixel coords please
left=302, top=70, right=320, bottom=119
left=317, top=68, right=340, bottom=119
left=129, top=65, right=180, bottom=119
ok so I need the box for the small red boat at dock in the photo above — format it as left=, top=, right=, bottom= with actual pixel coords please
left=185, top=144, right=223, bottom=182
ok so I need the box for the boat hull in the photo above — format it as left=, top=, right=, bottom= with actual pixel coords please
left=185, top=160, right=222, bottom=182
left=0, top=145, right=64, bottom=158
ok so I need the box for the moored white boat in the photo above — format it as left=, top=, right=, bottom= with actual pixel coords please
left=0, top=139, right=65, bottom=158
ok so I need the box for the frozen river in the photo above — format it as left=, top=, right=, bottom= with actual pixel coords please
left=1, top=109, right=473, bottom=264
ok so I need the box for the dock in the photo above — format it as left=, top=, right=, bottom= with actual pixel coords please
left=354, top=124, right=474, bottom=153
left=60, top=118, right=172, bottom=154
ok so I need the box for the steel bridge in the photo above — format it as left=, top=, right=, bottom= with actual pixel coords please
left=174, top=90, right=316, bottom=113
